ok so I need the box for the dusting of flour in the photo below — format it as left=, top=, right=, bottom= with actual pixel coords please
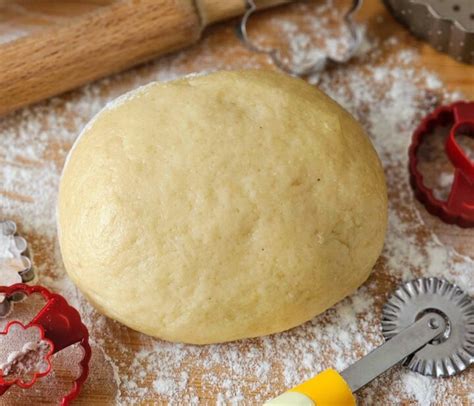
left=0, top=1, right=472, bottom=404
left=0, top=233, right=15, bottom=259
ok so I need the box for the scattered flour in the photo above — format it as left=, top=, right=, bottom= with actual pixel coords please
left=432, top=172, right=454, bottom=201
left=0, top=340, right=51, bottom=380
left=0, top=323, right=51, bottom=382
left=0, top=1, right=472, bottom=404
left=402, top=372, right=436, bottom=405
left=0, top=232, right=14, bottom=259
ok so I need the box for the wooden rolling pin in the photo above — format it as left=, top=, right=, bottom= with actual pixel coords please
left=0, top=0, right=290, bottom=115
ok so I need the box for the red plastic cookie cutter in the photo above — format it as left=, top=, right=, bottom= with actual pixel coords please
left=0, top=284, right=91, bottom=405
left=409, top=101, right=474, bottom=227
left=0, top=321, right=54, bottom=389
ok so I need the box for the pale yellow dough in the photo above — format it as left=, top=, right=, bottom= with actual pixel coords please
left=58, top=70, right=387, bottom=344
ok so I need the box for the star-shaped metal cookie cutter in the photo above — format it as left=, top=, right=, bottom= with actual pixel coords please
left=238, top=0, right=363, bottom=76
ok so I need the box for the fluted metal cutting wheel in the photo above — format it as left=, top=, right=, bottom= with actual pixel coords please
left=382, top=277, right=474, bottom=377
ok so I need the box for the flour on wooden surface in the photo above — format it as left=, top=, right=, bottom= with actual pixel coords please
left=0, top=1, right=472, bottom=404
left=0, top=233, right=15, bottom=258
left=433, top=172, right=454, bottom=201
left=0, top=322, right=52, bottom=381
left=0, top=340, right=51, bottom=379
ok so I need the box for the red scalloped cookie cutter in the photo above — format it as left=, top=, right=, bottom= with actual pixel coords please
left=0, top=321, right=54, bottom=388
left=0, top=284, right=91, bottom=405
left=409, top=101, right=474, bottom=228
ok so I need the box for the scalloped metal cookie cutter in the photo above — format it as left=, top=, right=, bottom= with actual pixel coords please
left=384, top=0, right=474, bottom=64
left=0, top=284, right=91, bottom=406
left=0, top=220, right=35, bottom=317
left=409, top=101, right=474, bottom=227
left=238, top=0, right=363, bottom=76
left=265, top=277, right=473, bottom=403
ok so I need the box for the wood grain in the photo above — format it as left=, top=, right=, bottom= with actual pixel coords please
left=356, top=3, right=474, bottom=97
left=198, top=0, right=291, bottom=25
left=0, top=0, right=201, bottom=116
left=0, top=0, right=293, bottom=116
left=0, top=0, right=473, bottom=405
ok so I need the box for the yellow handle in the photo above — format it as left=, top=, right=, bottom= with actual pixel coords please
left=264, top=369, right=356, bottom=405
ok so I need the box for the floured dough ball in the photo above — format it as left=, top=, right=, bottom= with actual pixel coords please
left=58, top=70, right=387, bottom=344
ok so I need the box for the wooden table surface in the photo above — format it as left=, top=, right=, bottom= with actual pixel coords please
left=0, top=0, right=473, bottom=405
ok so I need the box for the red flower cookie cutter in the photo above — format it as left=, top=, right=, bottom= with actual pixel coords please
left=0, top=284, right=91, bottom=405
left=0, top=321, right=54, bottom=388
left=409, top=101, right=474, bottom=227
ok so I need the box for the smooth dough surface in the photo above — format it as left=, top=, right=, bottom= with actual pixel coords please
left=58, top=70, right=387, bottom=344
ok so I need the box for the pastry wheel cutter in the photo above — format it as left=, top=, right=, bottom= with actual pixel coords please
left=265, top=277, right=473, bottom=405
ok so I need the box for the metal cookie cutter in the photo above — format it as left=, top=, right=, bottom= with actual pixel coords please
left=409, top=101, right=474, bottom=228
left=265, top=277, right=473, bottom=404
left=384, top=0, right=474, bottom=64
left=238, top=0, right=363, bottom=76
left=0, top=284, right=91, bottom=405
left=0, top=220, right=35, bottom=317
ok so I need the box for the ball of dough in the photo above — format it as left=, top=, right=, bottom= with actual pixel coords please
left=58, top=70, right=387, bottom=344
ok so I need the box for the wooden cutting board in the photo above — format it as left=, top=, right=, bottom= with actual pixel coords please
left=0, top=0, right=473, bottom=404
